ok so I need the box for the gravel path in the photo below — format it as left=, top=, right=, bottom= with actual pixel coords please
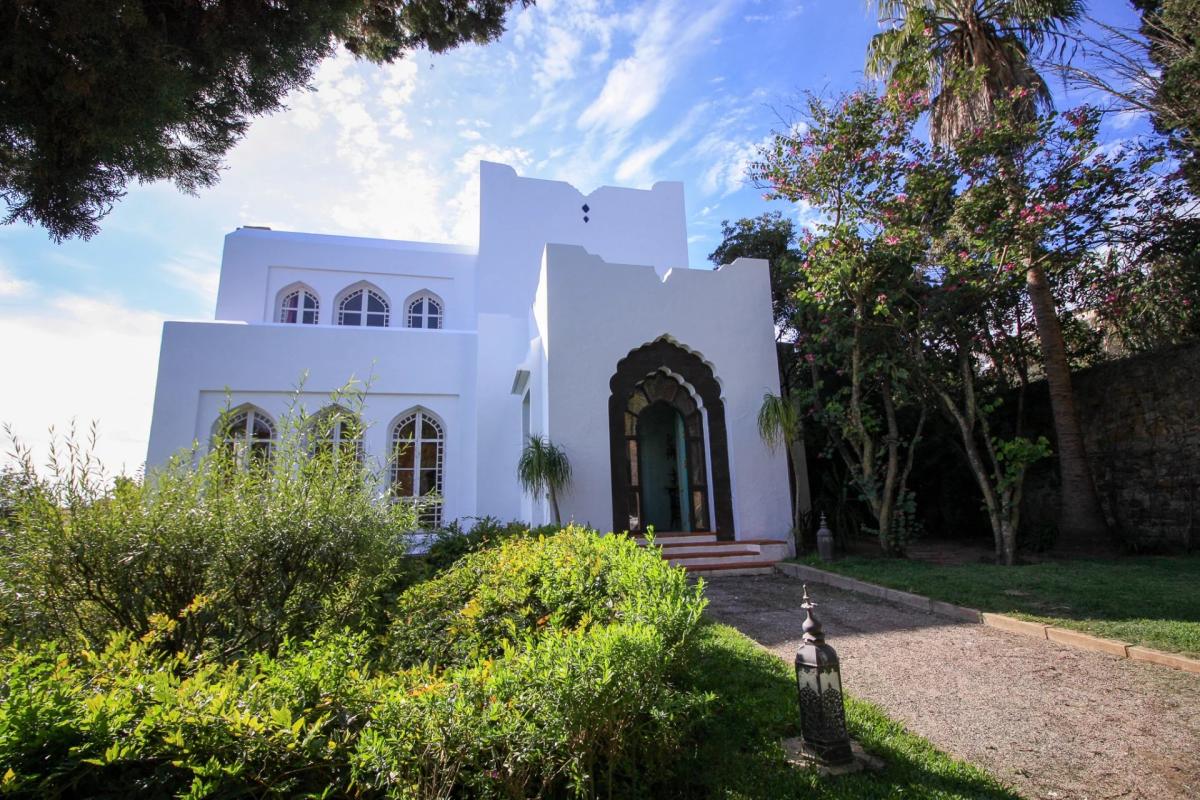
left=703, top=573, right=1200, bottom=800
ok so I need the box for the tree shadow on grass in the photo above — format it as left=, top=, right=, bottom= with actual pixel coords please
left=668, top=621, right=1021, bottom=800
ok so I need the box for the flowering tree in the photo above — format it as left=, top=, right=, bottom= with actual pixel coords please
left=751, top=89, right=932, bottom=556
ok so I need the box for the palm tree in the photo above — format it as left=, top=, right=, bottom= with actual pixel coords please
left=865, top=0, right=1111, bottom=548
left=758, top=392, right=812, bottom=537
left=517, top=435, right=572, bottom=527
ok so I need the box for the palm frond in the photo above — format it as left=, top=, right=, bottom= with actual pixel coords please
left=757, top=393, right=799, bottom=452
left=517, top=435, right=572, bottom=495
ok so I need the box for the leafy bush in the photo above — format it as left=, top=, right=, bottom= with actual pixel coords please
left=0, top=530, right=710, bottom=799
left=423, top=515, right=559, bottom=573
left=384, top=526, right=706, bottom=668
left=0, top=402, right=418, bottom=660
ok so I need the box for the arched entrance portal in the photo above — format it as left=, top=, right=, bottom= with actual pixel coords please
left=609, top=340, right=734, bottom=540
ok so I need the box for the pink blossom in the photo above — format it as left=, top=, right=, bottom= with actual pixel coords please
left=804, top=353, right=816, bottom=363
left=885, top=235, right=901, bottom=245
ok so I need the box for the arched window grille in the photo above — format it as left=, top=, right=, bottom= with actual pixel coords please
left=215, top=406, right=276, bottom=465
left=337, top=287, right=389, bottom=327
left=310, top=406, right=364, bottom=463
left=406, top=293, right=443, bottom=329
left=279, top=288, right=319, bottom=324
left=391, top=409, right=444, bottom=527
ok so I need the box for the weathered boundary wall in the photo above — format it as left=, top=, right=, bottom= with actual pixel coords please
left=1021, top=342, right=1200, bottom=551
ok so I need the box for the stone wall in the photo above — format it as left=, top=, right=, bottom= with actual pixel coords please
left=1021, top=342, right=1200, bottom=551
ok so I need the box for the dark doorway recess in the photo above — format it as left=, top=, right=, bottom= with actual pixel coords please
left=608, top=339, right=734, bottom=539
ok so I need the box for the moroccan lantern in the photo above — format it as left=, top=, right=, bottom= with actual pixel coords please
left=794, top=585, right=853, bottom=765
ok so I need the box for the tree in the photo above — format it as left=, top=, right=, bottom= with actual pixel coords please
left=1133, top=0, right=1200, bottom=192
left=757, top=392, right=812, bottom=537
left=865, top=0, right=1112, bottom=549
left=752, top=91, right=930, bottom=557
left=517, top=435, right=572, bottom=527
left=1, top=0, right=530, bottom=242
left=708, top=212, right=806, bottom=331
left=709, top=213, right=815, bottom=538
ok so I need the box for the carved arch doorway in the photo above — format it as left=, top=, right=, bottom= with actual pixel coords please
left=609, top=340, right=734, bottom=540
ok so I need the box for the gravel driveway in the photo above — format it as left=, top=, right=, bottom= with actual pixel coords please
left=703, top=573, right=1200, bottom=800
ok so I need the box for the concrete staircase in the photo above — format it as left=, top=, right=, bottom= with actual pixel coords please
left=634, top=531, right=789, bottom=575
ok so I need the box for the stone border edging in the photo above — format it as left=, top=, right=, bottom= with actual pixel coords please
left=774, top=561, right=1200, bottom=675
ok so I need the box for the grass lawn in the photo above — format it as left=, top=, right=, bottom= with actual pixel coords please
left=797, top=554, right=1200, bottom=657
left=673, top=621, right=1017, bottom=799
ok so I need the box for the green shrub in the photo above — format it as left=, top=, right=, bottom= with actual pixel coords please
left=0, top=401, right=418, bottom=660
left=0, top=530, right=710, bottom=799
left=423, top=516, right=559, bottom=573
left=384, top=525, right=706, bottom=668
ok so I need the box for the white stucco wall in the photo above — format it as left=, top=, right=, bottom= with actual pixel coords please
left=215, top=229, right=477, bottom=329
left=146, top=321, right=478, bottom=524
left=476, top=161, right=689, bottom=317
left=537, top=245, right=791, bottom=539
left=147, top=161, right=790, bottom=538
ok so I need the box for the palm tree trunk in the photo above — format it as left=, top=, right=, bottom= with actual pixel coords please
left=788, top=439, right=812, bottom=529
left=1025, top=263, right=1110, bottom=547
left=548, top=486, right=562, bottom=527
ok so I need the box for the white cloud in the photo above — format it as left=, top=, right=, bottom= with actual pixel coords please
left=615, top=103, right=710, bottom=185
left=0, top=293, right=167, bottom=475
left=534, top=26, right=584, bottom=89
left=577, top=0, right=735, bottom=137
left=163, top=251, right=220, bottom=311
left=694, top=131, right=773, bottom=197
left=0, top=262, right=31, bottom=297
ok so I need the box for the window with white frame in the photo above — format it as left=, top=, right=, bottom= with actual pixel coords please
left=406, top=293, right=443, bottom=329
left=310, top=406, right=364, bottom=463
left=215, top=406, right=276, bottom=465
left=337, top=287, right=389, bottom=327
left=278, top=287, right=319, bottom=324
left=390, top=409, right=444, bottom=527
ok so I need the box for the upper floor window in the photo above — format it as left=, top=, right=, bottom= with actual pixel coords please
left=214, top=406, right=276, bottom=465
left=406, top=293, right=443, bottom=329
left=338, top=286, right=389, bottom=327
left=279, top=287, right=319, bottom=324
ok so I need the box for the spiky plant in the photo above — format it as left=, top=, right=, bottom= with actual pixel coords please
left=517, top=435, right=572, bottom=527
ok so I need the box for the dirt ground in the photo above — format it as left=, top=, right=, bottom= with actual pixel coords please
left=702, top=573, right=1200, bottom=800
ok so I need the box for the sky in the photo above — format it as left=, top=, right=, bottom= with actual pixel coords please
left=0, top=0, right=1147, bottom=474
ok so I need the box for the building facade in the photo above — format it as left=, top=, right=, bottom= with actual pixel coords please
left=147, top=162, right=792, bottom=542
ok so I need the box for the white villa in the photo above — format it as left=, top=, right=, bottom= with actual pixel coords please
left=147, top=162, right=792, bottom=551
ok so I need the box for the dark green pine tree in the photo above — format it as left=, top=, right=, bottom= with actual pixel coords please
left=0, top=0, right=529, bottom=242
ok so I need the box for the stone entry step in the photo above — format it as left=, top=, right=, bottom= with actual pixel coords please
left=635, top=532, right=788, bottom=575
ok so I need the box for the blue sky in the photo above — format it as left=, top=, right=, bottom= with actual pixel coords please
left=0, top=0, right=1145, bottom=472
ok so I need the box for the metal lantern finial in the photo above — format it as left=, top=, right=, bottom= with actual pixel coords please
left=816, top=513, right=834, bottom=561
left=794, top=584, right=853, bottom=765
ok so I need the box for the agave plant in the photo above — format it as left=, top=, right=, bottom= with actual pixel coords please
left=517, top=435, right=572, bottom=527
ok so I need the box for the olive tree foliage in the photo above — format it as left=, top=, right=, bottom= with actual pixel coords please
left=1, top=0, right=531, bottom=242
left=0, top=388, right=417, bottom=660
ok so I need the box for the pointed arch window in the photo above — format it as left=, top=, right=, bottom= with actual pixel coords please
left=390, top=409, right=444, bottom=527
left=337, top=287, right=389, bottom=327
left=406, top=293, right=443, bottom=329
left=214, top=406, right=276, bottom=465
left=279, top=288, right=319, bottom=324
left=310, top=406, right=364, bottom=463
